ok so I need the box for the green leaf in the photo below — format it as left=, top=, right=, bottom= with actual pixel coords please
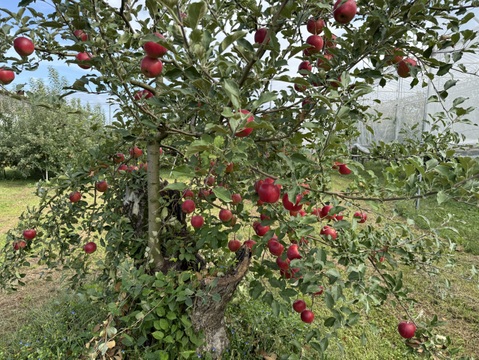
left=437, top=190, right=450, bottom=204
left=220, top=30, right=247, bottom=52
left=252, top=92, right=278, bottom=109
left=187, top=2, right=206, bottom=29
left=437, top=63, right=453, bottom=76
left=152, top=330, right=164, bottom=340
left=212, top=187, right=232, bottom=202
left=163, top=182, right=187, bottom=191
left=224, top=79, right=241, bottom=109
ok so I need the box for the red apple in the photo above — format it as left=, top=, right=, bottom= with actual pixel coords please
left=301, top=309, right=315, bottom=323
left=219, top=209, right=233, bottom=223
left=129, top=146, right=143, bottom=158
left=143, top=32, right=168, bottom=58
left=23, top=229, right=37, bottom=240
left=181, top=199, right=196, bottom=214
left=333, top=0, right=358, bottom=24
left=117, top=164, right=128, bottom=172
left=397, top=58, right=417, bottom=78
left=69, top=191, right=82, bottom=203
left=113, top=153, right=125, bottom=163
left=0, top=69, right=15, bottom=85
left=73, top=29, right=88, bottom=41
left=307, top=18, right=325, bottom=34
left=293, top=299, right=307, bottom=313
left=304, top=35, right=323, bottom=56
left=287, top=244, right=302, bottom=260
left=258, top=183, right=281, bottom=203
left=282, top=193, right=302, bottom=211
left=225, top=162, right=234, bottom=173
left=76, top=52, right=92, bottom=69
left=317, top=53, right=334, bottom=70
left=323, top=34, right=337, bottom=49
left=83, top=241, right=97, bottom=254
left=96, top=180, right=108, bottom=193
left=253, top=222, right=270, bottom=236
left=191, top=215, right=204, bottom=229
left=13, top=240, right=27, bottom=251
left=338, top=164, right=351, bottom=175
left=320, top=226, right=337, bottom=240
left=244, top=239, right=257, bottom=249
left=298, top=61, right=312, bottom=76
left=234, top=109, right=254, bottom=137
left=320, top=204, right=333, bottom=219
left=254, top=27, right=269, bottom=44
left=206, top=176, right=215, bottom=186
left=228, top=239, right=242, bottom=252
left=134, top=89, right=154, bottom=100
left=354, top=211, right=367, bottom=223
left=268, top=239, right=284, bottom=256
left=13, top=37, right=35, bottom=56
left=313, top=286, right=324, bottom=296
left=397, top=321, right=417, bottom=339
left=183, top=189, right=195, bottom=199
left=231, top=193, right=242, bottom=204
left=141, top=56, right=163, bottom=78
left=276, top=256, right=290, bottom=270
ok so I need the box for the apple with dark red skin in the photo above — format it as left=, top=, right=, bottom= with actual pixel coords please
left=76, top=52, right=92, bottom=69
left=313, top=286, right=324, bottom=296
left=320, top=226, right=337, bottom=240
left=143, top=32, right=168, bottom=58
left=304, top=35, right=324, bottom=56
left=298, top=61, right=312, bottom=76
left=301, top=309, right=315, bottom=323
left=307, top=18, right=325, bottom=34
left=253, top=222, right=270, bottom=236
left=69, top=191, right=82, bottom=203
left=231, top=193, right=242, bottom=204
left=338, top=164, right=351, bottom=175
left=244, top=239, right=257, bottom=249
left=254, top=28, right=269, bottom=44
left=83, top=241, right=97, bottom=254
left=134, top=89, right=154, bottom=100
left=113, top=153, right=125, bottom=163
left=235, top=109, right=254, bottom=137
left=73, top=29, right=88, bottom=41
left=276, top=256, right=290, bottom=270
left=354, top=211, right=367, bottom=223
left=258, top=183, right=281, bottom=203
left=282, top=193, right=302, bottom=212
left=141, top=56, right=163, bottom=78
left=0, top=69, right=15, bottom=85
left=228, top=239, right=241, bottom=252
left=287, top=244, right=302, bottom=260
left=219, top=209, right=233, bottom=222
left=268, top=239, right=284, bottom=256
left=14, top=37, right=35, bottom=56
left=225, top=162, right=234, bottom=173
left=23, top=229, right=37, bottom=240
left=118, top=164, right=128, bottom=172
left=191, top=215, right=204, bottom=229
left=183, top=189, right=194, bottom=199
left=320, top=204, right=333, bottom=219
left=397, top=321, right=416, bottom=339
left=397, top=58, right=417, bottom=78
left=181, top=199, right=196, bottom=214
left=206, top=176, right=215, bottom=186
left=129, top=146, right=143, bottom=158
left=317, top=53, right=334, bottom=70
left=96, top=180, right=108, bottom=193
left=293, top=299, right=307, bottom=313
left=13, top=240, right=27, bottom=251
left=333, top=0, right=357, bottom=24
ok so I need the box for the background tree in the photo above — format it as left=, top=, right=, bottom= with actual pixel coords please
left=0, top=0, right=478, bottom=359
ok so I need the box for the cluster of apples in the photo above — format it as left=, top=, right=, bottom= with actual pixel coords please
left=141, top=32, right=168, bottom=78
left=12, top=228, right=37, bottom=251
left=0, top=36, right=35, bottom=85
left=386, top=48, right=418, bottom=78
left=73, top=29, right=93, bottom=69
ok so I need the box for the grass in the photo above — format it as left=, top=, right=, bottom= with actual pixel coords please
left=0, top=178, right=478, bottom=359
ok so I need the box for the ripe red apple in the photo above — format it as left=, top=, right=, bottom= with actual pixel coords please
left=268, top=239, right=284, bottom=256
left=199, top=188, right=212, bottom=198
left=219, top=209, right=233, bottom=222
left=23, top=229, right=36, bottom=240
left=13, top=240, right=27, bottom=251
left=304, top=35, right=324, bottom=56
left=140, top=56, right=163, bottom=78
left=397, top=58, right=417, bottom=78
left=143, top=32, right=168, bottom=58
left=323, top=34, right=337, bottom=49
left=320, top=226, right=337, bottom=240
left=293, top=299, right=307, bottom=313
left=117, top=164, right=128, bottom=172
left=307, top=18, right=325, bottom=34
left=69, top=191, right=82, bottom=203
left=129, top=146, right=143, bottom=158
left=294, top=83, right=307, bottom=92
left=333, top=0, right=357, bottom=24
left=76, top=52, right=92, bottom=69
left=13, top=37, right=35, bottom=56
left=231, top=193, right=242, bottom=204
left=298, top=61, right=312, bottom=76
left=83, top=241, right=97, bottom=254
left=354, top=211, right=367, bottom=223
left=228, top=239, right=242, bottom=252
left=191, top=215, right=204, bottom=229
left=258, top=183, right=281, bottom=203
left=234, top=109, right=254, bottom=137
left=282, top=193, right=302, bottom=211
left=320, top=204, right=333, bottom=219
left=276, top=256, right=290, bottom=270
left=134, top=89, right=154, bottom=100
left=225, top=162, right=234, bottom=173
left=113, top=153, right=125, bottom=163
left=254, top=27, right=269, bottom=44
left=287, top=244, right=302, bottom=260
left=73, top=29, right=88, bottom=41
left=397, top=321, right=417, bottom=339
left=181, top=199, right=196, bottom=214
left=253, top=222, right=270, bottom=236
left=95, top=180, right=108, bottom=193
left=313, top=286, right=324, bottom=296
left=338, top=164, right=351, bottom=175
left=301, top=309, right=315, bottom=323
left=386, top=48, right=403, bottom=65
left=183, top=189, right=195, bottom=199
left=317, top=53, right=334, bottom=70
left=0, top=69, right=15, bottom=85
left=206, top=176, right=215, bottom=186
left=244, top=239, right=257, bottom=249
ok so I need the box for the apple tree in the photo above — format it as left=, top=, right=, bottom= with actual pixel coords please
left=1, top=0, right=478, bottom=358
